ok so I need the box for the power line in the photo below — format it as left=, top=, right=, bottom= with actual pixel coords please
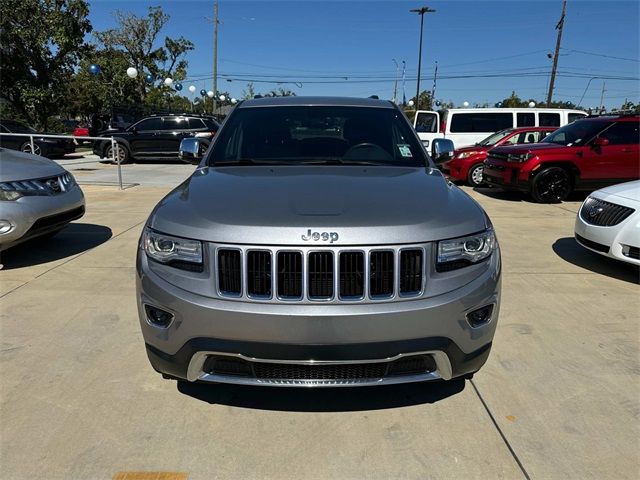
left=563, top=49, right=640, bottom=63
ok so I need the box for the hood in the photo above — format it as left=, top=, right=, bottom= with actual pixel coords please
left=0, top=148, right=65, bottom=181
left=455, top=145, right=488, bottom=155
left=489, top=142, right=572, bottom=155
left=594, top=180, right=640, bottom=203
left=149, top=166, right=489, bottom=246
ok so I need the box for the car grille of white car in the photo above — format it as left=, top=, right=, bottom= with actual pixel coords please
left=0, top=173, right=74, bottom=196
left=215, top=246, right=425, bottom=303
left=579, top=197, right=635, bottom=227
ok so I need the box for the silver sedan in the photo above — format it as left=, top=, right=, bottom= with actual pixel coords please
left=0, top=148, right=85, bottom=251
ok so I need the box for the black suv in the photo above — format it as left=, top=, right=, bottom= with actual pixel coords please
left=92, top=114, right=220, bottom=163
left=0, top=119, right=75, bottom=158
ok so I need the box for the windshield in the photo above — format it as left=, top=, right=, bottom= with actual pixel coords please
left=207, top=105, right=427, bottom=167
left=478, top=129, right=513, bottom=146
left=542, top=119, right=608, bottom=146
left=2, top=120, right=37, bottom=134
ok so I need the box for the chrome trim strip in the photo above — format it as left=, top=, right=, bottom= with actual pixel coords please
left=186, top=349, right=453, bottom=385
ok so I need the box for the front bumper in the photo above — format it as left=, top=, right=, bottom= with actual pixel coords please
left=0, top=186, right=85, bottom=250
left=136, top=250, right=501, bottom=386
left=574, top=207, right=640, bottom=266
left=483, top=161, right=529, bottom=191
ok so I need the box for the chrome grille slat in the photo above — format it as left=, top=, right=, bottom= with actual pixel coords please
left=580, top=197, right=635, bottom=227
left=214, top=245, right=427, bottom=303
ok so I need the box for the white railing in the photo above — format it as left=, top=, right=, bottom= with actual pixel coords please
left=0, top=132, right=125, bottom=189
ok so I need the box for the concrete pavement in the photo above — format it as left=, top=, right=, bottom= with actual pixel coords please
left=0, top=176, right=638, bottom=479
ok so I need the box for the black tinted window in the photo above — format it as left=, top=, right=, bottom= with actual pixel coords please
left=450, top=113, right=513, bottom=133
left=203, top=118, right=220, bottom=131
left=415, top=112, right=438, bottom=133
left=539, top=113, right=560, bottom=127
left=517, top=113, right=535, bottom=127
left=600, top=121, right=639, bottom=145
left=543, top=120, right=610, bottom=146
left=187, top=118, right=206, bottom=129
left=134, top=118, right=163, bottom=131
left=568, top=113, right=586, bottom=124
left=209, top=106, right=426, bottom=167
left=161, top=117, right=189, bottom=130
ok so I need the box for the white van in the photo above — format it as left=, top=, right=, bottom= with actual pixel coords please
left=413, top=108, right=587, bottom=148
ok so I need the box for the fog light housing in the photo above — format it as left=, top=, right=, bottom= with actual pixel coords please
left=466, top=304, right=494, bottom=328
left=144, top=304, right=174, bottom=328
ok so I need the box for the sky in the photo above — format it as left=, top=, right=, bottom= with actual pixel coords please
left=87, top=0, right=640, bottom=110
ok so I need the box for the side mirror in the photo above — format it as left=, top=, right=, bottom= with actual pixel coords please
left=431, top=138, right=455, bottom=164
left=592, top=136, right=610, bottom=147
left=179, top=138, right=204, bottom=164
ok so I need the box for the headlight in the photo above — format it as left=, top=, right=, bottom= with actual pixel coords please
left=456, top=150, right=481, bottom=159
left=0, top=189, right=23, bottom=201
left=437, top=229, right=497, bottom=272
left=142, top=228, right=203, bottom=271
left=507, top=153, right=535, bottom=163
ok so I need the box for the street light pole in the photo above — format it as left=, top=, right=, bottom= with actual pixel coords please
left=410, top=6, right=435, bottom=111
left=212, top=0, right=219, bottom=115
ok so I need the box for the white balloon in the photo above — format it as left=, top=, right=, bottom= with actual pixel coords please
left=463, top=101, right=470, bottom=107
left=231, top=98, right=237, bottom=104
left=528, top=101, right=536, bottom=108
left=188, top=85, right=196, bottom=93
left=219, top=95, right=226, bottom=102
left=207, top=90, right=214, bottom=98
left=408, top=100, right=415, bottom=107
left=164, top=77, right=173, bottom=86
left=126, top=67, right=138, bottom=78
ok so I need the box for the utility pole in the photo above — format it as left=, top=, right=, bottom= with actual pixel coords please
left=213, top=0, right=219, bottom=115
left=430, top=61, right=438, bottom=109
left=392, top=59, right=399, bottom=104
left=599, top=81, right=606, bottom=113
left=401, top=60, right=406, bottom=106
left=410, top=6, right=436, bottom=111
left=546, top=0, right=567, bottom=106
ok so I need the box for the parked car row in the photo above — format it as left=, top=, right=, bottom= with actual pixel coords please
left=0, top=119, right=76, bottom=158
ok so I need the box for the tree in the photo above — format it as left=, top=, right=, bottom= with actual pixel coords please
left=94, top=6, right=194, bottom=103
left=242, top=82, right=256, bottom=100
left=411, top=90, right=433, bottom=110
left=264, top=87, right=297, bottom=97
left=0, top=0, right=92, bottom=129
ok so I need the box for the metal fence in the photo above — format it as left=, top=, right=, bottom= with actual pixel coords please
left=0, top=132, right=127, bottom=189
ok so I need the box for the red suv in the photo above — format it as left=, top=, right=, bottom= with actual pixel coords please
left=444, top=127, right=556, bottom=187
left=483, top=114, right=640, bottom=203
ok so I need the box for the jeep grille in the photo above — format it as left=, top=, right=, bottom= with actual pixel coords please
left=215, top=246, right=424, bottom=302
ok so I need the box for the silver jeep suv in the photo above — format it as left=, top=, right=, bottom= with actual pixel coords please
left=136, top=97, right=501, bottom=387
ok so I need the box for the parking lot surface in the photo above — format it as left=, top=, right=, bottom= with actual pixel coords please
left=1, top=160, right=639, bottom=480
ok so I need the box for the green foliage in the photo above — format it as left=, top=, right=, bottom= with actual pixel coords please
left=263, top=88, right=297, bottom=97
left=242, top=82, right=257, bottom=100
left=0, top=0, right=92, bottom=129
left=619, top=100, right=640, bottom=113
left=498, top=91, right=582, bottom=110
left=93, top=6, right=194, bottom=103
left=410, top=90, right=433, bottom=110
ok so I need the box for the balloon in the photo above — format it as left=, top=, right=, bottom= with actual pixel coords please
left=174, top=82, right=183, bottom=91
left=200, top=89, right=207, bottom=96
left=231, top=98, right=237, bottom=104
left=164, top=77, right=173, bottom=86
left=126, top=67, right=138, bottom=78
left=219, top=95, right=226, bottom=101
left=528, top=101, right=536, bottom=108
left=88, top=64, right=101, bottom=75
left=407, top=100, right=414, bottom=107
left=495, top=102, right=502, bottom=108
left=435, top=100, right=441, bottom=107
left=463, top=101, right=470, bottom=107
left=207, top=91, right=214, bottom=98
left=144, top=73, right=154, bottom=84
left=188, top=85, right=196, bottom=93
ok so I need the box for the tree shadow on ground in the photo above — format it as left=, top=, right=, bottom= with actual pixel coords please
left=0, top=223, right=112, bottom=269
left=177, top=378, right=466, bottom=412
left=552, top=237, right=639, bottom=285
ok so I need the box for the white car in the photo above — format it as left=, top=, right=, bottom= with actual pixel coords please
left=574, top=180, right=640, bottom=265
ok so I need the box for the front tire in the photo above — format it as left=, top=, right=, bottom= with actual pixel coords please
left=467, top=163, right=485, bottom=187
left=531, top=167, right=572, bottom=203
left=105, top=143, right=129, bottom=164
